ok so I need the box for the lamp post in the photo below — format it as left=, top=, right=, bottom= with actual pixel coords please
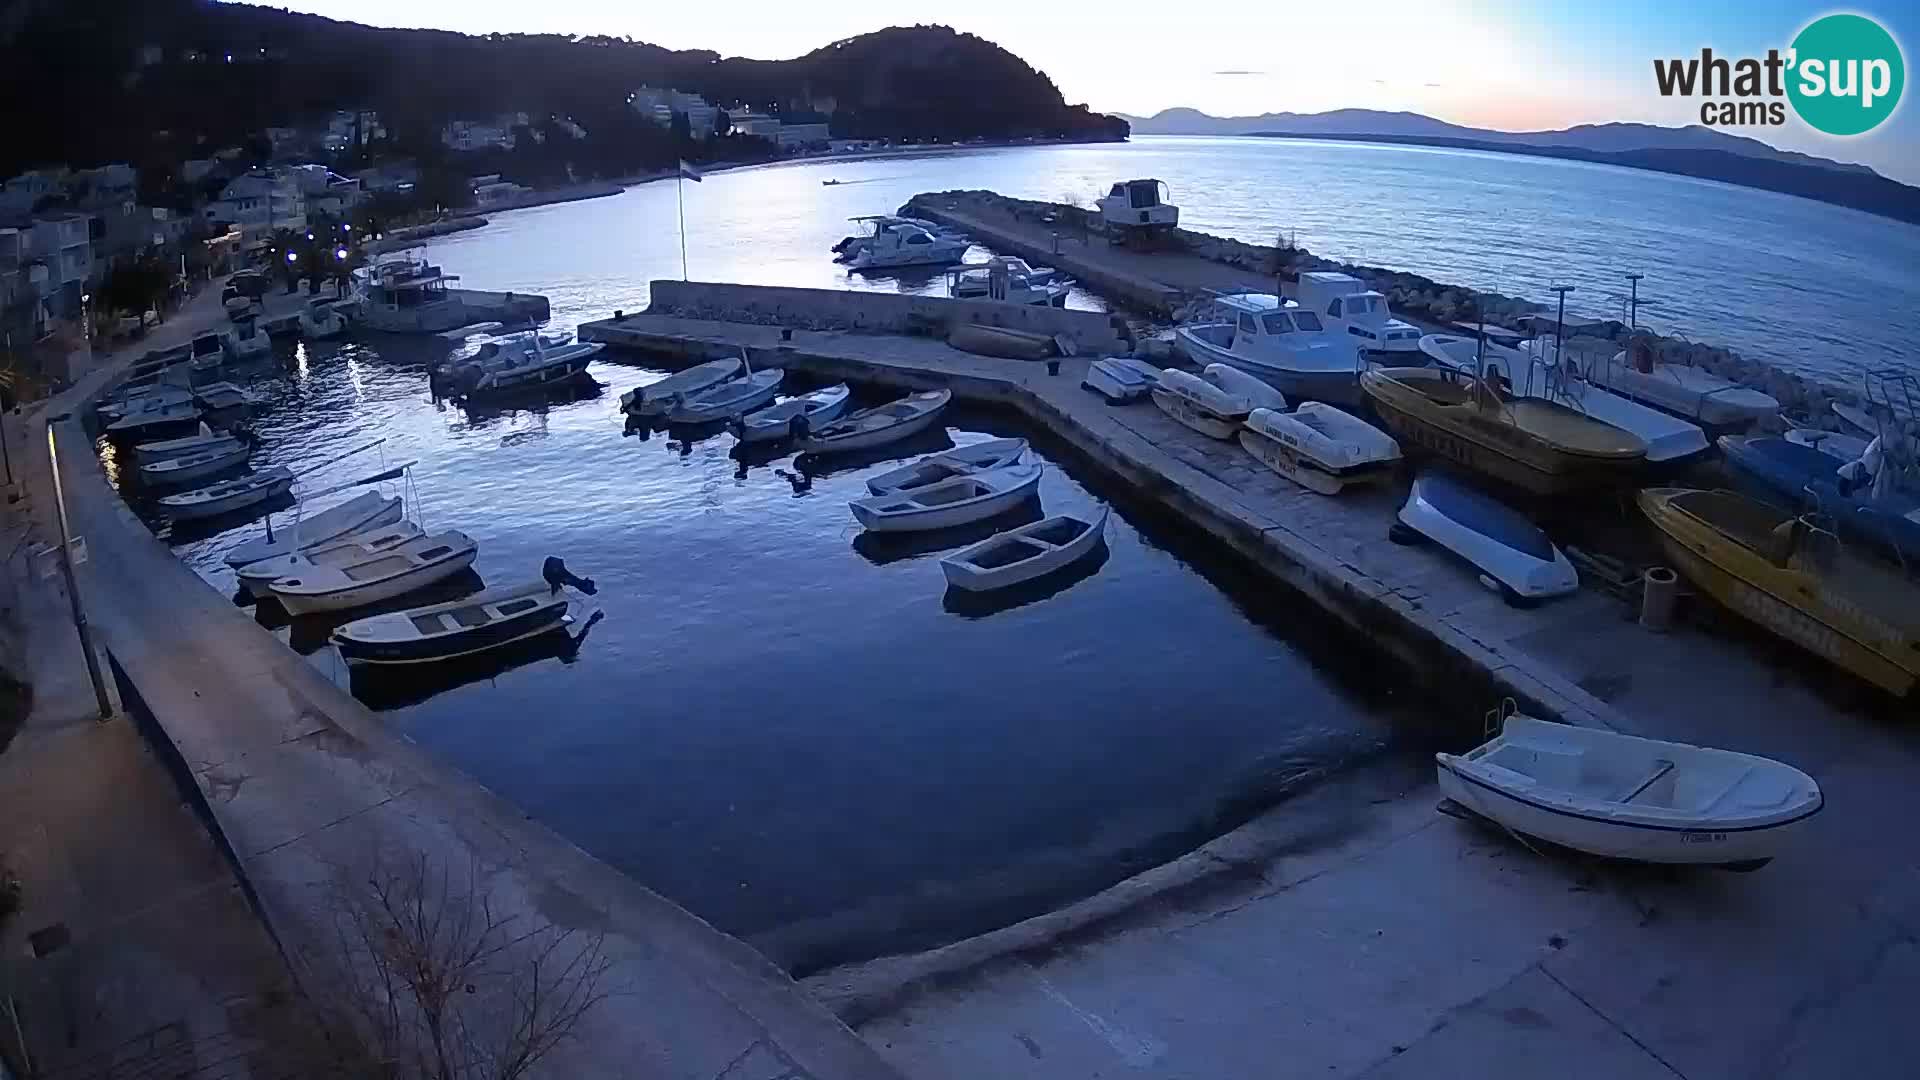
left=45, top=418, right=113, bottom=720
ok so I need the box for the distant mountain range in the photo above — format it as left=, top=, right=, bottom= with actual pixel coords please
left=1115, top=108, right=1879, bottom=177
left=1112, top=108, right=1920, bottom=224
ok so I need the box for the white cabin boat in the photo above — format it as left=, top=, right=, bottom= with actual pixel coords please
left=1083, top=357, right=1162, bottom=403
left=734, top=384, right=851, bottom=443
left=266, top=530, right=480, bottom=616
left=941, top=507, right=1109, bottom=592
left=1584, top=342, right=1779, bottom=428
left=833, top=215, right=968, bottom=260
left=224, top=316, right=272, bottom=363
left=1151, top=368, right=1250, bottom=440
left=299, top=298, right=351, bottom=340
left=236, top=520, right=424, bottom=598
left=1096, top=179, right=1178, bottom=233
left=666, top=369, right=784, bottom=424
left=352, top=254, right=472, bottom=333
left=619, top=358, right=744, bottom=416
left=946, top=257, right=1071, bottom=307
left=849, top=461, right=1043, bottom=533
left=443, top=333, right=601, bottom=399
left=331, top=580, right=572, bottom=665
left=844, top=220, right=969, bottom=271
left=1437, top=713, right=1822, bottom=869
left=1240, top=404, right=1401, bottom=495
left=1175, top=293, right=1363, bottom=406
left=137, top=442, right=250, bottom=488
left=224, top=491, right=405, bottom=568
left=159, top=467, right=294, bottom=521
left=1293, top=271, right=1423, bottom=355
left=795, top=389, right=952, bottom=455
left=866, top=438, right=1030, bottom=496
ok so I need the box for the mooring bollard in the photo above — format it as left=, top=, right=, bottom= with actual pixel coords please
left=1640, top=566, right=1678, bottom=632
left=1046, top=359, right=1061, bottom=376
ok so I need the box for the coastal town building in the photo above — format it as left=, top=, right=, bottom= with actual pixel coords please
left=202, top=168, right=307, bottom=249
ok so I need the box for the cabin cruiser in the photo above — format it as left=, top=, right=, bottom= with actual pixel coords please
left=946, top=257, right=1072, bottom=307
left=1293, top=271, right=1422, bottom=355
left=437, top=330, right=602, bottom=399
left=832, top=215, right=968, bottom=261
left=1174, top=293, right=1364, bottom=406
left=1096, top=179, right=1179, bottom=233
left=351, top=253, right=472, bottom=333
left=838, top=218, right=969, bottom=270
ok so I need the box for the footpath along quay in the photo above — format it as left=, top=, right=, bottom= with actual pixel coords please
left=582, top=284, right=1920, bottom=1080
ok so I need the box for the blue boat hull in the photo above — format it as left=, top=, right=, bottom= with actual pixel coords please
left=1719, top=436, right=1920, bottom=562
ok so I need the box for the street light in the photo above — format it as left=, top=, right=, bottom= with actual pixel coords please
left=335, top=248, right=348, bottom=260
left=286, top=251, right=299, bottom=263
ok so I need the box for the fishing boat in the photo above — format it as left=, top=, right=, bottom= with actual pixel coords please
left=224, top=316, right=272, bottom=363
left=1393, top=471, right=1578, bottom=604
left=133, top=424, right=241, bottom=465
left=618, top=357, right=744, bottom=416
left=192, top=381, right=260, bottom=411
left=99, top=383, right=193, bottom=421
left=1718, top=436, right=1920, bottom=564
left=350, top=253, right=473, bottom=333
left=1151, top=368, right=1251, bottom=440
left=266, top=530, right=481, bottom=616
left=159, top=467, right=295, bottom=521
left=848, top=461, right=1044, bottom=533
left=1083, top=357, right=1162, bottom=403
left=1173, top=293, right=1363, bottom=406
left=1640, top=487, right=1920, bottom=695
left=1420, top=334, right=1708, bottom=465
left=1436, top=713, right=1822, bottom=869
left=1584, top=342, right=1778, bottom=427
left=186, top=331, right=227, bottom=372
left=1361, top=367, right=1647, bottom=495
left=795, top=389, right=952, bottom=455
left=136, top=442, right=250, bottom=488
left=224, top=492, right=405, bottom=568
left=1294, top=271, right=1424, bottom=355
left=940, top=507, right=1109, bottom=592
left=946, top=257, right=1072, bottom=308
left=865, top=438, right=1029, bottom=496
left=733, top=384, right=851, bottom=443
left=666, top=369, right=784, bottom=424
left=236, top=520, right=424, bottom=597
left=106, top=397, right=202, bottom=437
left=331, top=579, right=574, bottom=665
left=1239, top=404, right=1400, bottom=495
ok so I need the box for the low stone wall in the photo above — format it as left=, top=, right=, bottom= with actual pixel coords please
left=644, top=279, right=1132, bottom=355
left=453, top=287, right=550, bottom=324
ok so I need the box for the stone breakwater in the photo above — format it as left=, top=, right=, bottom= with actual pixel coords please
left=907, top=190, right=1910, bottom=439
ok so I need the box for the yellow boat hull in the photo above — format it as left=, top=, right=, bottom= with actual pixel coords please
left=1639, top=488, right=1920, bottom=696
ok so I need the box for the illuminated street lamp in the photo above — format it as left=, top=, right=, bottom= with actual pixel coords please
left=286, top=251, right=299, bottom=263
left=335, top=248, right=348, bottom=260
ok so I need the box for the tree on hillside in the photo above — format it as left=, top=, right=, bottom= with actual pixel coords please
left=100, top=256, right=172, bottom=323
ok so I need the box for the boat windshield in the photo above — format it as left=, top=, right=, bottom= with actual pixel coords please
left=1262, top=314, right=1294, bottom=335
left=1293, top=311, right=1326, bottom=332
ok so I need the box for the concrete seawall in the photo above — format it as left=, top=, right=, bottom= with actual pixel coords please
left=38, top=388, right=902, bottom=1076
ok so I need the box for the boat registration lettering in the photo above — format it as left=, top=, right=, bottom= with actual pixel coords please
left=1728, top=581, right=1844, bottom=659
left=1680, top=830, right=1727, bottom=844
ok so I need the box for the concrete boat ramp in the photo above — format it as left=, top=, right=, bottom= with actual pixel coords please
left=584, top=287, right=1920, bottom=1080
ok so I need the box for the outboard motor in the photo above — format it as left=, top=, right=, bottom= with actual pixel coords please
left=542, top=557, right=597, bottom=595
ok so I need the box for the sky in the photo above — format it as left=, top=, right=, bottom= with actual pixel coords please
left=254, top=0, right=1919, bottom=182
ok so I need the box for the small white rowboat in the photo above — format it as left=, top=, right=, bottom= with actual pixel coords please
left=795, top=389, right=952, bottom=455
left=666, top=369, right=784, bottom=424
left=1151, top=369, right=1249, bottom=440
left=1083, top=357, right=1162, bottom=403
left=865, top=437, right=1029, bottom=495
left=137, top=442, right=250, bottom=488
left=1203, top=364, right=1289, bottom=413
left=235, top=520, right=424, bottom=598
left=267, top=530, right=480, bottom=616
left=1239, top=404, right=1401, bottom=495
left=160, top=467, right=293, bottom=521
left=224, top=492, right=405, bottom=569
left=619, top=358, right=744, bottom=416
left=735, top=384, right=851, bottom=443
left=941, top=507, right=1109, bottom=591
left=331, top=580, right=571, bottom=665
left=1437, top=714, right=1821, bottom=870
left=134, top=424, right=241, bottom=464
left=849, top=461, right=1043, bottom=532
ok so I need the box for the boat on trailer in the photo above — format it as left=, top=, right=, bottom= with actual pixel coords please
left=940, top=507, right=1109, bottom=591
left=1393, top=471, right=1579, bottom=605
left=795, top=389, right=952, bottom=455
left=1240, top=404, right=1400, bottom=495
left=865, top=438, right=1029, bottom=496
left=1437, top=712, right=1822, bottom=870
left=849, top=461, right=1044, bottom=533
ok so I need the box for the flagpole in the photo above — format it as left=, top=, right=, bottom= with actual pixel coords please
left=676, top=171, right=688, bottom=281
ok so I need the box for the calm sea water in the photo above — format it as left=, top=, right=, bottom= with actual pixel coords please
left=133, top=341, right=1415, bottom=972
left=423, top=135, right=1919, bottom=387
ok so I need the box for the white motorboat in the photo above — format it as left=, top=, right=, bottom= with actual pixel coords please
left=946, top=257, right=1072, bottom=307
left=100, top=383, right=193, bottom=420
left=666, top=369, right=784, bottom=424
left=940, top=507, right=1109, bottom=592
left=1420, top=334, right=1708, bottom=464
left=1083, top=357, right=1162, bottom=403
left=1204, top=364, right=1289, bottom=413
left=331, top=579, right=572, bottom=665
left=1151, top=368, right=1250, bottom=440
left=1785, top=428, right=1872, bottom=462
left=298, top=298, right=351, bottom=340
left=734, top=384, right=851, bottom=443
left=833, top=215, right=969, bottom=260
left=192, top=381, right=260, bottom=411
left=1584, top=342, right=1779, bottom=427
left=107, top=397, right=202, bottom=436
left=795, top=389, right=952, bottom=455
left=185, top=331, right=227, bottom=372
left=1436, top=713, right=1822, bottom=869
left=865, top=438, right=1030, bottom=496
left=1393, top=471, right=1578, bottom=605
left=137, top=442, right=250, bottom=488
left=443, top=333, right=601, bottom=399
left=844, top=219, right=969, bottom=271
left=1095, top=179, right=1179, bottom=235
left=351, top=253, right=473, bottom=333
left=1174, top=293, right=1363, bottom=406
left=619, top=357, right=744, bottom=416
left=159, top=467, right=295, bottom=521
left=849, top=461, right=1044, bottom=533
left=1292, top=271, right=1424, bottom=355
left=236, top=520, right=424, bottom=598
left=224, top=316, right=272, bottom=363
left=224, top=491, right=405, bottom=568
left=133, top=423, right=238, bottom=464
left=1239, top=404, right=1401, bottom=495
left=266, top=530, right=480, bottom=616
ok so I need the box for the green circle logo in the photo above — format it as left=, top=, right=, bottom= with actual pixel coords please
left=1787, top=14, right=1905, bottom=135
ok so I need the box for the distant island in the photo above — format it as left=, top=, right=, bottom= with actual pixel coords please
left=1117, top=108, right=1920, bottom=225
